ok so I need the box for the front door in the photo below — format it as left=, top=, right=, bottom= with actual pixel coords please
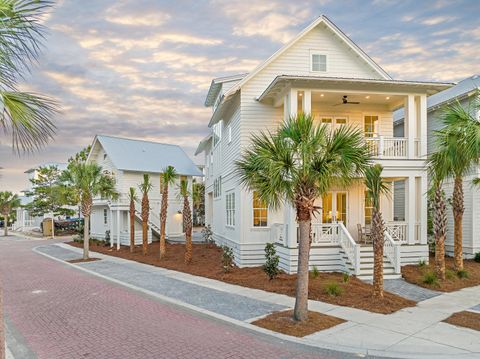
left=321, top=191, right=347, bottom=224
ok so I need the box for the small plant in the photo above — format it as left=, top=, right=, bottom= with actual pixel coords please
left=445, top=269, right=456, bottom=280
left=418, top=259, right=426, bottom=268
left=474, top=252, right=480, bottom=263
left=457, top=269, right=469, bottom=279
left=324, top=282, right=343, bottom=297
left=422, top=271, right=438, bottom=286
left=221, top=245, right=234, bottom=273
left=202, top=225, right=214, bottom=245
left=342, top=272, right=350, bottom=283
left=105, top=230, right=111, bottom=247
left=310, top=265, right=320, bottom=279
left=262, top=243, right=280, bottom=280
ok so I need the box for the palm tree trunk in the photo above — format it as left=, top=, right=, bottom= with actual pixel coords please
left=130, top=202, right=135, bottom=253
left=141, top=194, right=149, bottom=256
left=160, top=186, right=168, bottom=259
left=293, top=207, right=311, bottom=322
left=0, top=281, right=4, bottom=359
left=83, top=215, right=90, bottom=260
left=51, top=216, right=55, bottom=239
left=3, top=214, right=7, bottom=236
left=452, top=176, right=464, bottom=271
left=184, top=196, right=193, bottom=264
left=372, top=209, right=384, bottom=298
left=433, top=185, right=446, bottom=280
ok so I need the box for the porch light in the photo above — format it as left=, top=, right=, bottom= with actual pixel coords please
left=386, top=96, right=390, bottom=100
left=365, top=96, right=370, bottom=99
left=320, top=94, right=324, bottom=97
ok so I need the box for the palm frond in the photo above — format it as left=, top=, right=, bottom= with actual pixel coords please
left=138, top=173, right=153, bottom=194
left=364, top=164, right=389, bottom=209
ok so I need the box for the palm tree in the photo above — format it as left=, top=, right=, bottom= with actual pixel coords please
left=236, top=113, right=369, bottom=321
left=159, top=166, right=177, bottom=259
left=138, top=174, right=152, bottom=256
left=434, top=101, right=480, bottom=271
left=428, top=152, right=449, bottom=280
left=63, top=163, right=118, bottom=259
left=0, top=191, right=21, bottom=236
left=0, top=0, right=59, bottom=153
left=128, top=187, right=137, bottom=253
left=364, top=164, right=389, bottom=297
left=179, top=179, right=193, bottom=264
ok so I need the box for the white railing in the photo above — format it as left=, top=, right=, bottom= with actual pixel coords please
left=270, top=223, right=285, bottom=244
left=338, top=222, right=361, bottom=275
left=366, top=136, right=408, bottom=158
left=311, top=223, right=340, bottom=245
left=134, top=199, right=161, bottom=233
left=385, top=221, right=407, bottom=243
left=384, top=230, right=401, bottom=273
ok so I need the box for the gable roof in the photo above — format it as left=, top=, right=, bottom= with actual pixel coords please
left=222, top=15, right=391, bottom=101
left=205, top=73, right=247, bottom=107
left=393, top=74, right=480, bottom=123
left=90, top=135, right=203, bottom=177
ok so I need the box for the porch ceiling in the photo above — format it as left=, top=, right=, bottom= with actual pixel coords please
left=310, top=91, right=405, bottom=108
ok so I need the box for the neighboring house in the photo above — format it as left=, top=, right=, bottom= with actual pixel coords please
left=87, top=135, right=203, bottom=247
left=394, top=75, right=480, bottom=258
left=14, top=162, right=68, bottom=232
left=195, top=15, right=452, bottom=279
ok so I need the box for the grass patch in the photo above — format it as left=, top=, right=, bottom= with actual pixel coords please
left=310, top=265, right=320, bottom=279
left=422, top=271, right=438, bottom=286
left=324, top=282, right=343, bottom=297
left=457, top=269, right=469, bottom=279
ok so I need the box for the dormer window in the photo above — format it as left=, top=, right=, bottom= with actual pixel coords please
left=311, top=52, right=327, bottom=72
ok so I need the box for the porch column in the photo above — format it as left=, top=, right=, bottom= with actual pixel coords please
left=116, top=208, right=120, bottom=250
left=419, top=174, right=428, bottom=245
left=109, top=208, right=114, bottom=247
left=405, top=95, right=416, bottom=159
left=289, top=88, right=297, bottom=117
left=283, top=205, right=297, bottom=248
left=303, top=90, right=312, bottom=115
left=419, top=95, right=428, bottom=158
left=405, top=175, right=416, bottom=244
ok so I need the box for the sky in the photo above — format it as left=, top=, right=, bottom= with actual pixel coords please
left=0, top=0, right=479, bottom=192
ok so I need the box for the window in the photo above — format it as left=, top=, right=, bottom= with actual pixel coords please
left=226, top=192, right=235, bottom=226
left=214, top=176, right=222, bottom=198
left=227, top=125, right=232, bottom=144
left=253, top=191, right=268, bottom=227
left=103, top=209, right=108, bottom=225
left=213, top=120, right=223, bottom=147
left=364, top=115, right=379, bottom=137
left=364, top=191, right=373, bottom=225
left=311, top=53, right=327, bottom=72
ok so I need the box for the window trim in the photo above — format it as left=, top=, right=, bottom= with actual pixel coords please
left=310, top=51, right=327, bottom=72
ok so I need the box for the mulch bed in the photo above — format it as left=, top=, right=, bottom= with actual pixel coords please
left=443, top=311, right=480, bottom=331
left=252, top=310, right=345, bottom=337
left=67, top=257, right=101, bottom=264
left=402, top=256, right=480, bottom=292
left=68, top=241, right=415, bottom=314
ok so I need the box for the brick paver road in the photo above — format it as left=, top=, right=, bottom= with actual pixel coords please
left=0, top=236, right=363, bottom=359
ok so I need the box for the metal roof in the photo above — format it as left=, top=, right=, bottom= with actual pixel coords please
left=204, top=73, right=246, bottom=107
left=94, top=135, right=203, bottom=177
left=393, top=74, right=480, bottom=123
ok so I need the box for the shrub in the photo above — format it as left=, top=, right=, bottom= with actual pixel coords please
left=342, top=272, right=350, bottom=283
left=324, top=282, right=343, bottom=297
left=474, top=252, right=480, bottom=263
left=457, top=269, right=469, bottom=279
left=202, top=225, right=214, bottom=245
left=418, top=259, right=426, bottom=268
left=262, top=243, right=280, bottom=280
left=445, top=269, right=456, bottom=280
left=221, top=245, right=234, bottom=273
left=310, top=265, right=320, bottom=279
left=105, top=230, right=111, bottom=247
left=422, top=271, right=438, bottom=286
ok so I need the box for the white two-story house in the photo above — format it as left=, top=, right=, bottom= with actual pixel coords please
left=87, top=135, right=202, bottom=248
left=196, top=16, right=452, bottom=279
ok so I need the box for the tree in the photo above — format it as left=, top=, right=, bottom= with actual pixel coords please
left=0, top=0, right=59, bottom=153
left=65, top=146, right=91, bottom=222
left=433, top=101, right=480, bottom=271
left=364, top=164, right=389, bottom=297
left=25, top=165, right=75, bottom=238
left=128, top=187, right=137, bottom=253
left=236, top=114, right=369, bottom=321
left=178, top=179, right=193, bottom=264
left=62, top=163, right=118, bottom=259
left=0, top=191, right=21, bottom=236
left=138, top=174, right=152, bottom=256
left=192, top=180, right=205, bottom=226
left=159, top=166, right=177, bottom=259
left=428, top=152, right=449, bottom=280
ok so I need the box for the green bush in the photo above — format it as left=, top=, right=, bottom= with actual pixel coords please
left=262, top=243, right=280, bottom=280
left=445, top=269, right=456, bottom=280
left=474, top=252, right=480, bottom=263
left=457, top=269, right=469, bottom=279
left=422, top=271, right=438, bottom=286
left=221, top=245, right=234, bottom=273
left=324, top=282, right=343, bottom=297
left=418, top=259, right=426, bottom=268
left=342, top=272, right=350, bottom=283
left=311, top=265, right=320, bottom=279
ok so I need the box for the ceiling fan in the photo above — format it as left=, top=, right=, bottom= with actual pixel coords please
left=333, top=95, right=360, bottom=106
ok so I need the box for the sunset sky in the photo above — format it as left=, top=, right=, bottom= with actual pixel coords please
left=1, top=0, right=479, bottom=192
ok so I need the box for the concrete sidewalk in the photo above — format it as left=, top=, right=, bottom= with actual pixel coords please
left=35, top=242, right=480, bottom=359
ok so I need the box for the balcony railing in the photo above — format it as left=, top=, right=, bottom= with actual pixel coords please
left=366, top=137, right=408, bottom=158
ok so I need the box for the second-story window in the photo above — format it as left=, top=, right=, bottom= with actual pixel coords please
left=311, top=53, right=327, bottom=72
left=364, top=115, right=379, bottom=137
left=214, top=176, right=222, bottom=198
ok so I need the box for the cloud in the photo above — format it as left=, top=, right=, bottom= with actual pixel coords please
left=421, top=16, right=457, bottom=26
